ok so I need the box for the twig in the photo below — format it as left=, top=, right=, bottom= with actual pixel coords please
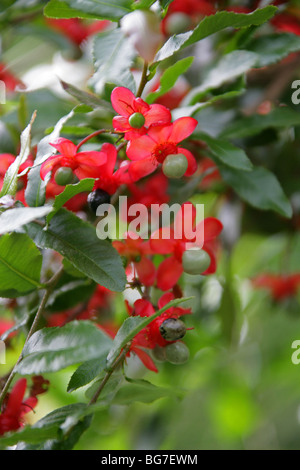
left=0, top=266, right=64, bottom=407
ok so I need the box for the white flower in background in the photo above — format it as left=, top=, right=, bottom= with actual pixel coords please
left=19, top=52, right=92, bottom=97
left=120, top=10, right=163, bottom=63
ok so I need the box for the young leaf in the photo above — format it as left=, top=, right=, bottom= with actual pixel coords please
left=0, top=233, right=43, bottom=297
left=112, top=379, right=177, bottom=405
left=67, top=357, right=109, bottom=392
left=0, top=111, right=36, bottom=198
left=15, top=320, right=114, bottom=375
left=25, top=108, right=75, bottom=207
left=219, top=164, right=293, bottom=219
left=146, top=56, right=194, bottom=104
left=59, top=80, right=112, bottom=110
left=152, top=7, right=277, bottom=68
left=0, top=206, right=52, bottom=235
left=46, top=178, right=95, bottom=223
left=196, top=132, right=253, bottom=171
left=90, top=28, right=136, bottom=94
left=183, top=50, right=257, bottom=105
left=44, top=0, right=132, bottom=21
left=220, top=107, right=300, bottom=139
left=25, top=208, right=126, bottom=292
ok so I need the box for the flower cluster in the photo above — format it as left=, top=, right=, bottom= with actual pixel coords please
left=0, top=377, right=48, bottom=436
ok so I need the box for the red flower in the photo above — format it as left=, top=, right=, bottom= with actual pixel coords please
left=45, top=18, right=110, bottom=45
left=111, top=87, right=171, bottom=140
left=40, top=138, right=108, bottom=181
left=124, top=172, right=170, bottom=223
left=125, top=293, right=191, bottom=371
left=92, top=143, right=132, bottom=195
left=150, top=202, right=223, bottom=291
left=126, top=117, right=198, bottom=180
left=0, top=379, right=38, bottom=436
left=252, top=273, right=300, bottom=301
left=0, top=63, right=22, bottom=92
left=0, top=319, right=15, bottom=339
left=113, top=234, right=156, bottom=287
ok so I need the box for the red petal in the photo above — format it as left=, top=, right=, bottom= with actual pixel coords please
left=6, top=379, right=27, bottom=416
left=112, top=115, right=130, bottom=132
left=145, top=104, right=172, bottom=127
left=158, top=292, right=174, bottom=309
left=168, top=117, right=198, bottom=143
left=196, top=217, right=223, bottom=243
left=40, top=155, right=63, bottom=180
left=135, top=257, right=156, bottom=286
left=156, top=256, right=183, bottom=291
left=75, top=150, right=107, bottom=167
left=126, top=135, right=155, bottom=161
left=128, top=157, right=158, bottom=181
left=50, top=138, right=77, bottom=158
left=178, top=147, right=198, bottom=176
left=150, top=228, right=176, bottom=254
left=134, top=298, right=155, bottom=317
left=132, top=347, right=158, bottom=372
left=111, top=87, right=135, bottom=116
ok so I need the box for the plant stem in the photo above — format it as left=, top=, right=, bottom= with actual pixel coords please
left=136, top=61, right=149, bottom=98
left=0, top=266, right=64, bottom=408
left=76, top=129, right=121, bottom=151
left=88, top=343, right=131, bottom=406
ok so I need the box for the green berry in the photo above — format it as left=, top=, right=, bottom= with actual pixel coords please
left=165, top=342, right=190, bottom=364
left=152, top=346, right=167, bottom=362
left=87, top=189, right=111, bottom=214
left=54, top=167, right=74, bottom=186
left=159, top=318, right=186, bottom=342
left=128, top=112, right=145, bottom=129
left=182, top=249, right=211, bottom=275
left=162, top=153, right=188, bottom=179
left=165, top=13, right=191, bottom=35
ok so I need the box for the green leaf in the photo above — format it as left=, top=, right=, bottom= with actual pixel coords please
left=47, top=278, right=96, bottom=312
left=0, top=206, right=52, bottom=235
left=0, top=111, right=36, bottom=198
left=220, top=107, right=300, bottom=139
left=15, top=320, right=113, bottom=375
left=67, top=357, right=108, bottom=392
left=44, top=0, right=132, bottom=21
left=25, top=209, right=126, bottom=292
left=247, top=33, right=300, bottom=68
left=46, top=178, right=95, bottom=223
left=146, top=57, right=194, bottom=104
left=106, top=297, right=193, bottom=367
left=25, top=108, right=75, bottom=207
left=196, top=132, right=253, bottom=171
left=59, top=80, right=112, bottom=110
left=183, top=50, right=257, bottom=105
left=152, top=7, right=277, bottom=67
left=219, top=165, right=293, bottom=219
left=90, top=28, right=136, bottom=94
left=0, top=233, right=43, bottom=298
left=112, top=379, right=176, bottom=405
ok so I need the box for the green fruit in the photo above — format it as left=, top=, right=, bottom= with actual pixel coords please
left=165, top=342, right=190, bottom=364
left=159, top=318, right=186, bottom=342
left=165, top=13, right=191, bottom=35
left=182, top=249, right=211, bottom=275
left=162, top=153, right=188, bottom=179
left=152, top=346, right=167, bottom=362
left=54, top=167, right=74, bottom=186
left=128, top=112, right=145, bottom=129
